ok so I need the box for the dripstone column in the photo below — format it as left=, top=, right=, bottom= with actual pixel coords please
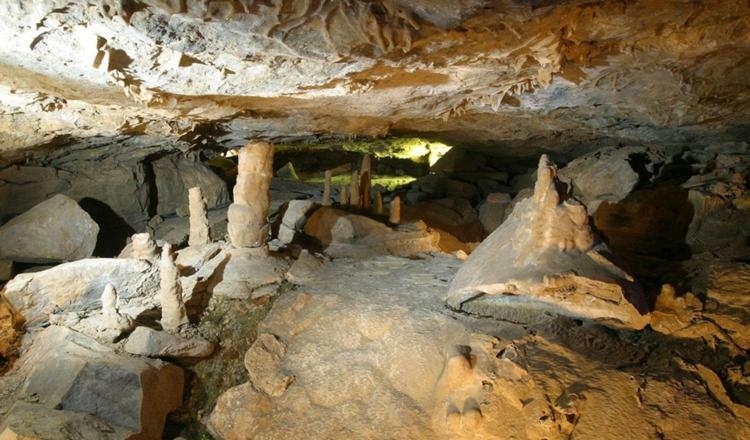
left=188, top=186, right=210, bottom=246
left=228, top=142, right=274, bottom=248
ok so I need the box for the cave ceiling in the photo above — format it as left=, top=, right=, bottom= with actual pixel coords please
left=1, top=0, right=750, bottom=164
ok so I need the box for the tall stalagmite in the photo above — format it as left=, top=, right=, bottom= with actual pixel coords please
left=188, top=186, right=210, bottom=246
left=350, top=171, right=360, bottom=209
left=389, top=196, right=401, bottom=224
left=228, top=142, right=274, bottom=248
left=322, top=170, right=332, bottom=207
left=159, top=244, right=188, bottom=332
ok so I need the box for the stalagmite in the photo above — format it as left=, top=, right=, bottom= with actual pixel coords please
left=360, top=154, right=372, bottom=176
left=132, top=232, right=158, bottom=261
left=375, top=192, right=384, bottom=215
left=100, top=283, right=133, bottom=333
left=360, top=170, right=371, bottom=211
left=340, top=185, right=349, bottom=206
left=228, top=142, right=274, bottom=248
left=389, top=196, right=401, bottom=224
left=350, top=171, right=360, bottom=208
left=160, top=243, right=188, bottom=332
left=322, top=170, right=332, bottom=207
left=188, top=186, right=210, bottom=246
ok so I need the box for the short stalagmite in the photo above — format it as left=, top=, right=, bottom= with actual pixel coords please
left=99, top=283, right=134, bottom=335
left=389, top=196, right=401, bottom=224
left=188, top=186, right=210, bottom=246
left=322, top=170, right=332, bottom=207
left=132, top=233, right=158, bottom=261
left=339, top=185, right=349, bottom=206
left=350, top=171, right=360, bottom=208
left=159, top=244, right=188, bottom=332
left=228, top=142, right=274, bottom=248
left=375, top=192, right=384, bottom=215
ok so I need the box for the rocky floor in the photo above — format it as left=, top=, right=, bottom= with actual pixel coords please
left=207, top=253, right=750, bottom=439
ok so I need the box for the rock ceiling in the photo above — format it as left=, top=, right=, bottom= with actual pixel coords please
left=1, top=0, right=750, bottom=164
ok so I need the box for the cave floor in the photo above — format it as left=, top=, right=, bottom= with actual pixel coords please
left=203, top=253, right=750, bottom=439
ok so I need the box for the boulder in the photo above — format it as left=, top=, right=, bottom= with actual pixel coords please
left=243, top=333, right=294, bottom=397
left=8, top=326, right=183, bottom=439
left=402, top=197, right=483, bottom=243
left=447, top=155, right=649, bottom=330
left=3, top=258, right=159, bottom=328
left=210, top=249, right=289, bottom=300
left=478, top=193, right=512, bottom=235
left=411, top=175, right=477, bottom=200
left=559, top=146, right=672, bottom=213
left=152, top=155, right=229, bottom=217
left=0, top=194, right=99, bottom=263
left=0, top=402, right=131, bottom=439
left=277, top=200, right=317, bottom=245
left=0, top=293, right=22, bottom=361
left=125, top=326, right=215, bottom=359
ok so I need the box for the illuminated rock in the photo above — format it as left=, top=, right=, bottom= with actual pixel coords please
left=228, top=142, right=274, bottom=248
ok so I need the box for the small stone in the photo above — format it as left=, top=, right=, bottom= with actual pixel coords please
left=125, top=326, right=214, bottom=358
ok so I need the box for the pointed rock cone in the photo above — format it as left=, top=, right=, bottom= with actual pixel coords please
left=389, top=196, right=401, bottom=224
left=322, top=170, right=332, bottom=206
left=188, top=186, right=210, bottom=246
left=160, top=244, right=188, bottom=332
left=447, top=155, right=649, bottom=330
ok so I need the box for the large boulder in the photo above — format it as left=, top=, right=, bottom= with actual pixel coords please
left=3, top=258, right=159, bottom=327
left=0, top=293, right=22, bottom=363
left=2, top=326, right=183, bottom=439
left=0, top=194, right=98, bottom=263
left=210, top=248, right=289, bottom=300
left=447, top=155, right=649, bottom=330
left=402, top=197, right=483, bottom=243
left=558, top=146, right=672, bottom=213
left=152, top=155, right=229, bottom=217
left=125, top=326, right=215, bottom=359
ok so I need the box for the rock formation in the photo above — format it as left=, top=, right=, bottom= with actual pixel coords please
left=98, top=283, right=134, bottom=341
left=375, top=191, right=384, bottom=215
left=131, top=232, right=158, bottom=261
left=339, top=185, right=349, bottom=206
left=125, top=326, right=214, bottom=359
left=188, top=186, right=210, bottom=246
left=0, top=194, right=98, bottom=263
left=322, top=170, right=332, bottom=207
left=159, top=244, right=188, bottom=332
left=448, top=155, right=649, bottom=329
left=228, top=142, right=274, bottom=248
left=389, top=196, right=401, bottom=224
left=360, top=155, right=372, bottom=211
left=350, top=171, right=360, bottom=208
left=277, top=200, right=316, bottom=245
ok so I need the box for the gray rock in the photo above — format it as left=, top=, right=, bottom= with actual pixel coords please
left=10, top=326, right=184, bottom=439
left=244, top=333, right=294, bottom=397
left=0, top=260, right=13, bottom=281
left=125, top=326, right=215, bottom=358
left=4, top=258, right=159, bottom=327
left=0, top=194, right=99, bottom=263
left=153, top=155, right=229, bottom=217
left=210, top=249, right=289, bottom=300
left=0, top=402, right=131, bottom=439
left=478, top=192, right=512, bottom=235
left=285, top=250, right=324, bottom=286
left=278, top=200, right=317, bottom=245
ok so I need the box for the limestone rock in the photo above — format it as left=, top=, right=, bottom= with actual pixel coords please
left=4, top=258, right=159, bottom=328
left=210, top=248, right=288, bottom=300
left=159, top=244, right=188, bottom=332
left=9, top=326, right=183, bottom=439
left=131, top=232, right=158, bottom=261
left=411, top=175, right=477, bottom=201
left=478, top=192, right=511, bottom=234
left=244, top=333, right=294, bottom=397
left=559, top=146, right=672, bottom=213
left=188, top=186, right=210, bottom=246
left=228, top=142, right=274, bottom=248
left=448, top=155, right=649, bottom=330
left=0, top=402, right=131, bottom=439
left=402, top=197, right=483, bottom=243
left=0, top=260, right=13, bottom=281
left=285, top=250, right=324, bottom=286
left=97, top=283, right=134, bottom=342
left=0, top=293, right=22, bottom=362
left=0, top=194, right=98, bottom=263
left=152, top=155, right=229, bottom=217
left=277, top=200, right=317, bottom=245
left=125, top=326, right=214, bottom=359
